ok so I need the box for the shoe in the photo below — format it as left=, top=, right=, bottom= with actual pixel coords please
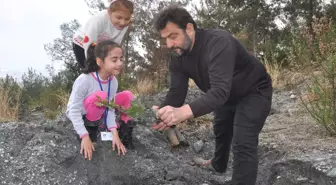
left=193, top=157, right=216, bottom=172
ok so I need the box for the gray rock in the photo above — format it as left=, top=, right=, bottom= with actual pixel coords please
left=327, top=168, right=336, bottom=177
left=290, top=94, right=296, bottom=99
left=165, top=171, right=181, bottom=181
left=193, top=140, right=204, bottom=153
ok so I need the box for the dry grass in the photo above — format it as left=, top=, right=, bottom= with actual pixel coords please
left=299, top=92, right=320, bottom=103
left=40, top=88, right=70, bottom=120
left=178, top=114, right=213, bottom=130
left=261, top=108, right=336, bottom=152
left=263, top=60, right=282, bottom=89
left=262, top=60, right=307, bottom=90
left=130, top=78, right=157, bottom=96
left=188, top=78, right=196, bottom=88
left=298, top=71, right=333, bottom=104
left=0, top=87, right=21, bottom=122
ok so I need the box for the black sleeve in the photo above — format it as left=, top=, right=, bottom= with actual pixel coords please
left=188, top=36, right=237, bottom=118
left=160, top=57, right=189, bottom=108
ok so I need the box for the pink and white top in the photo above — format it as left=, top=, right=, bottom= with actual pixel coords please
left=72, top=9, right=129, bottom=57
left=66, top=72, right=118, bottom=138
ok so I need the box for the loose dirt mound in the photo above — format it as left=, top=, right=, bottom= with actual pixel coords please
left=1, top=88, right=336, bottom=185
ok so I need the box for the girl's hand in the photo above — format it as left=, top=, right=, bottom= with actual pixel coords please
left=80, top=136, right=95, bottom=160
left=111, top=129, right=126, bottom=156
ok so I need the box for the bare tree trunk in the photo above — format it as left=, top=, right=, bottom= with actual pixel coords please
left=308, top=0, right=315, bottom=41
left=253, top=26, right=257, bottom=56
left=307, top=0, right=318, bottom=62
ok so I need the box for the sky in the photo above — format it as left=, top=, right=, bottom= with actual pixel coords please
left=0, top=0, right=93, bottom=79
left=0, top=0, right=198, bottom=80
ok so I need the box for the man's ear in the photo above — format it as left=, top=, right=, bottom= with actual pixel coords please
left=185, top=23, right=195, bottom=35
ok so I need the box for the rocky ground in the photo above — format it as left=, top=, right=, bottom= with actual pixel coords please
left=1, top=86, right=336, bottom=185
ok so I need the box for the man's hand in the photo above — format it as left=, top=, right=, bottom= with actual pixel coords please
left=151, top=105, right=193, bottom=131
left=80, top=136, right=95, bottom=160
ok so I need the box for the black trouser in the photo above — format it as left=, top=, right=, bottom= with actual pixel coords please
left=211, top=82, right=272, bottom=185
left=72, top=42, right=86, bottom=69
left=82, top=115, right=104, bottom=142
left=85, top=125, right=99, bottom=142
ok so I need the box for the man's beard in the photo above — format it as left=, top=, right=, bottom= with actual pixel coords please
left=171, top=31, right=192, bottom=57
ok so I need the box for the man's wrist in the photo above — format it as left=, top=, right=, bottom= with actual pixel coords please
left=180, top=104, right=194, bottom=120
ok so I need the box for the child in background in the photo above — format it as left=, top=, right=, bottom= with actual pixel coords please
left=66, top=40, right=126, bottom=161
left=115, top=90, right=136, bottom=149
left=72, top=0, right=133, bottom=68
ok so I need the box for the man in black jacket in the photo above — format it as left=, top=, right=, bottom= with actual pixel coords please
left=151, top=5, right=272, bottom=185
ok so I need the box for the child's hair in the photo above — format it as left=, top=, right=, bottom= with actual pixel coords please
left=83, top=40, right=122, bottom=74
left=109, top=0, right=134, bottom=14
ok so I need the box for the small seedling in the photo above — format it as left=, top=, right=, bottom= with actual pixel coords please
left=95, top=96, right=145, bottom=118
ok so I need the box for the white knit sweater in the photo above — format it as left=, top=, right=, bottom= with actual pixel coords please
left=72, top=9, right=128, bottom=57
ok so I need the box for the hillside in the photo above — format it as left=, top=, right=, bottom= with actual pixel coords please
left=1, top=84, right=336, bottom=185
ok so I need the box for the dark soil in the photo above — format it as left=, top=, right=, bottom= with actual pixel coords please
left=1, top=88, right=336, bottom=185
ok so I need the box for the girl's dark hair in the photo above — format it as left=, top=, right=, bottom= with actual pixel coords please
left=109, top=0, right=134, bottom=14
left=83, top=40, right=121, bottom=74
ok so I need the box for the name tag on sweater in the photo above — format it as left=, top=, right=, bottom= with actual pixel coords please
left=101, top=132, right=113, bottom=141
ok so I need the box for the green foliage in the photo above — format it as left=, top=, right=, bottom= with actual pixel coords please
left=117, top=74, right=133, bottom=91
left=303, top=78, right=336, bottom=135
left=300, top=18, right=336, bottom=135
left=194, top=0, right=279, bottom=55
left=2, top=0, right=333, bottom=124
left=43, top=20, right=82, bottom=92
left=286, top=30, right=314, bottom=68
left=15, top=65, right=70, bottom=120
left=21, top=68, right=48, bottom=107
left=38, top=88, right=69, bottom=120
left=0, top=70, right=69, bottom=121
left=326, top=2, right=336, bottom=24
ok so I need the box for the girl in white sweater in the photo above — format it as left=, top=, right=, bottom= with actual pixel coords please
left=72, top=0, right=133, bottom=68
left=67, top=40, right=126, bottom=160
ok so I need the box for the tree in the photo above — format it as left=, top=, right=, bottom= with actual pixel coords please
left=44, top=20, right=82, bottom=91
left=132, top=0, right=191, bottom=89
left=84, top=0, right=105, bottom=14
left=194, top=0, right=236, bottom=31
left=194, top=0, right=279, bottom=56
left=21, top=68, right=49, bottom=107
left=325, top=1, right=336, bottom=24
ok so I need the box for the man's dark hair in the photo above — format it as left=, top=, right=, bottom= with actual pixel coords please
left=153, top=4, right=197, bottom=31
